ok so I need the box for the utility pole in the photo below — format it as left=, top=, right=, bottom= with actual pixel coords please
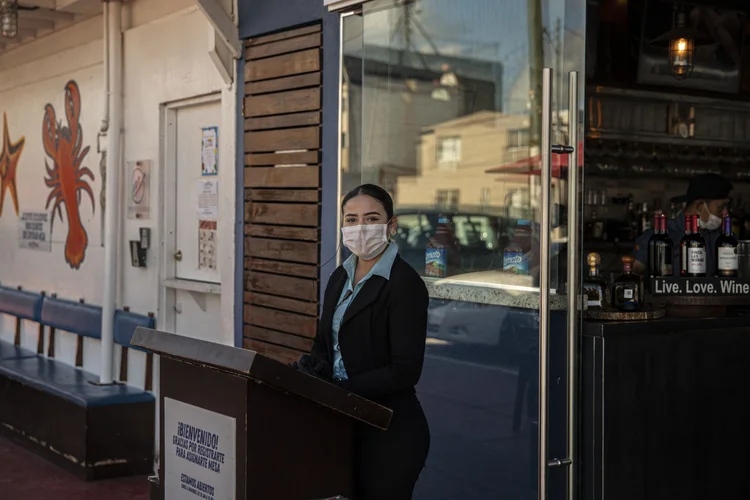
left=527, top=0, right=544, bottom=151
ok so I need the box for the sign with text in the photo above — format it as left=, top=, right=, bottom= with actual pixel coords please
left=164, top=398, right=236, bottom=500
left=19, top=212, right=51, bottom=252
left=651, top=277, right=750, bottom=296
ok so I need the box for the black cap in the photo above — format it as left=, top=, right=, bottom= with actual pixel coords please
left=671, top=173, right=733, bottom=204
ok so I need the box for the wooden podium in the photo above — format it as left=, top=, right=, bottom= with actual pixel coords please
left=131, top=327, right=392, bottom=500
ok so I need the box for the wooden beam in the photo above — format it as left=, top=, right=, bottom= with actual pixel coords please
left=18, top=17, right=54, bottom=30
left=19, top=0, right=57, bottom=8
left=19, top=7, right=75, bottom=23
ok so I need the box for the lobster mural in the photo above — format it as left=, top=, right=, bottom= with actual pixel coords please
left=43, top=80, right=95, bottom=270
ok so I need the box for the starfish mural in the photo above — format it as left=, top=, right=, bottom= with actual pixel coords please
left=0, top=113, right=25, bottom=217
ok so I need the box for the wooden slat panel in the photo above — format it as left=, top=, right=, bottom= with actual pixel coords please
left=245, top=89, right=320, bottom=118
left=247, top=189, right=319, bottom=203
left=246, top=224, right=318, bottom=242
left=244, top=325, right=314, bottom=352
left=245, top=151, right=319, bottom=166
left=245, top=73, right=321, bottom=96
left=246, top=32, right=321, bottom=60
left=245, top=49, right=319, bottom=82
left=246, top=258, right=317, bottom=279
left=245, top=291, right=318, bottom=317
left=245, top=111, right=320, bottom=131
left=246, top=270, right=317, bottom=301
left=244, top=338, right=304, bottom=365
left=244, top=166, right=319, bottom=188
left=246, top=237, right=318, bottom=264
left=246, top=24, right=321, bottom=47
left=250, top=203, right=319, bottom=226
left=245, top=126, right=320, bottom=153
left=245, top=305, right=317, bottom=337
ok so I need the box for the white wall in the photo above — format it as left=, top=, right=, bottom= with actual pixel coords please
left=0, top=0, right=237, bottom=387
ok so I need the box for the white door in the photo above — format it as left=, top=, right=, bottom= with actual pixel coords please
left=163, top=97, right=223, bottom=340
left=174, top=100, right=222, bottom=283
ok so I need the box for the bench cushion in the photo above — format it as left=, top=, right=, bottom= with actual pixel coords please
left=0, top=357, right=155, bottom=407
left=0, top=287, right=44, bottom=322
left=113, top=310, right=155, bottom=352
left=40, top=298, right=102, bottom=340
left=0, top=340, right=36, bottom=361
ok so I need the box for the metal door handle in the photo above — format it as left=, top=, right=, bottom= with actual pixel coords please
left=174, top=250, right=183, bottom=262
left=538, top=67, right=553, bottom=500
left=548, top=457, right=573, bottom=468
left=551, top=144, right=575, bottom=155
left=566, top=70, right=580, bottom=500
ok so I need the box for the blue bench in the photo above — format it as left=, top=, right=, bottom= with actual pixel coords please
left=0, top=286, right=45, bottom=361
left=114, top=307, right=157, bottom=390
left=0, top=292, right=157, bottom=480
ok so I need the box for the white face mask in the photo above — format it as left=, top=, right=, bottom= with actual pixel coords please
left=341, top=224, right=389, bottom=260
left=698, top=204, right=722, bottom=231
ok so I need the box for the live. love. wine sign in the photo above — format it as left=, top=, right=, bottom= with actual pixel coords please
left=651, top=277, right=750, bottom=296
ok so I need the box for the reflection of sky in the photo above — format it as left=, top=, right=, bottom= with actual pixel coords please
left=359, top=0, right=586, bottom=113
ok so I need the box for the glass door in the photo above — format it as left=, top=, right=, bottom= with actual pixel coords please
left=340, top=0, right=586, bottom=497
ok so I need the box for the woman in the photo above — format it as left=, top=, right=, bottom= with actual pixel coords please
left=309, top=184, right=430, bottom=500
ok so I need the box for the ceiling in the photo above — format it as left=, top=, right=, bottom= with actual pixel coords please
left=0, top=0, right=102, bottom=52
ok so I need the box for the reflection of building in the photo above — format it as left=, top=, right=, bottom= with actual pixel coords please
left=341, top=47, right=503, bottom=194
left=396, top=111, right=534, bottom=215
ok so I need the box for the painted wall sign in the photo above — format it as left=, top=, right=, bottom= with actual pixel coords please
left=127, top=159, right=151, bottom=220
left=201, top=126, right=218, bottom=176
left=19, top=211, right=51, bottom=252
left=43, top=80, right=95, bottom=270
left=164, top=398, right=236, bottom=500
left=0, top=112, right=25, bottom=217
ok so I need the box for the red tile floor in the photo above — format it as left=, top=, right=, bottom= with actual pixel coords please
left=0, top=434, right=150, bottom=499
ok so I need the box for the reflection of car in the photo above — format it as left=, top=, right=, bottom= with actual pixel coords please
left=426, top=297, right=539, bottom=367
left=427, top=299, right=506, bottom=346
left=394, top=207, right=527, bottom=274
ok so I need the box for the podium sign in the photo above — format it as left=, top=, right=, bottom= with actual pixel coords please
left=164, top=398, right=236, bottom=500
left=132, top=327, right=392, bottom=500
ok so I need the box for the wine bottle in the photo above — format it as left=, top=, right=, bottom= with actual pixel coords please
left=648, top=213, right=673, bottom=279
left=680, top=214, right=706, bottom=277
left=716, top=215, right=738, bottom=277
left=582, top=252, right=609, bottom=309
left=612, top=256, right=643, bottom=311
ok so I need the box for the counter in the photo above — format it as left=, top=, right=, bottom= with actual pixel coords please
left=425, top=272, right=568, bottom=310
left=580, top=314, right=750, bottom=500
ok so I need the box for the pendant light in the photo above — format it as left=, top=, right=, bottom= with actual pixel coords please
left=650, top=4, right=712, bottom=81
left=0, top=0, right=18, bottom=39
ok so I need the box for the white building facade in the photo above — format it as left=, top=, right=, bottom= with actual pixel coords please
left=0, top=0, right=240, bottom=463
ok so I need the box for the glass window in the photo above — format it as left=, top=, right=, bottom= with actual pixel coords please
left=507, top=128, right=530, bottom=149
left=436, top=136, right=461, bottom=168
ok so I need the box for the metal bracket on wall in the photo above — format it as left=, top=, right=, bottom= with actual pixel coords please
left=195, top=0, right=241, bottom=58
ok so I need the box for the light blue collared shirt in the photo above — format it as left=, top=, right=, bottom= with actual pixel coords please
left=332, top=242, right=399, bottom=380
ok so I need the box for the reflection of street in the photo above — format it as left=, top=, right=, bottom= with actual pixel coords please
left=415, top=355, right=537, bottom=500
left=414, top=299, right=539, bottom=500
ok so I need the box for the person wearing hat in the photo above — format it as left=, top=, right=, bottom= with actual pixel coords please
left=632, top=173, right=733, bottom=276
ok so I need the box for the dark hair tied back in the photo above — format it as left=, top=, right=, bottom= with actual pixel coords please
left=341, top=184, right=394, bottom=220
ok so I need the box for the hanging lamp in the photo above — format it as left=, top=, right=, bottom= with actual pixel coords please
left=650, top=4, right=712, bottom=81
left=0, top=0, right=18, bottom=39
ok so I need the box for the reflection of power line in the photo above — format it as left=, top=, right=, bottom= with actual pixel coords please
left=389, top=0, right=441, bottom=70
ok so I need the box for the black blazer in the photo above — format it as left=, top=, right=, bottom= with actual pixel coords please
left=310, top=254, right=429, bottom=402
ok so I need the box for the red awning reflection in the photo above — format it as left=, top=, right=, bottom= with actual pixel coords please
left=486, top=142, right=584, bottom=177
